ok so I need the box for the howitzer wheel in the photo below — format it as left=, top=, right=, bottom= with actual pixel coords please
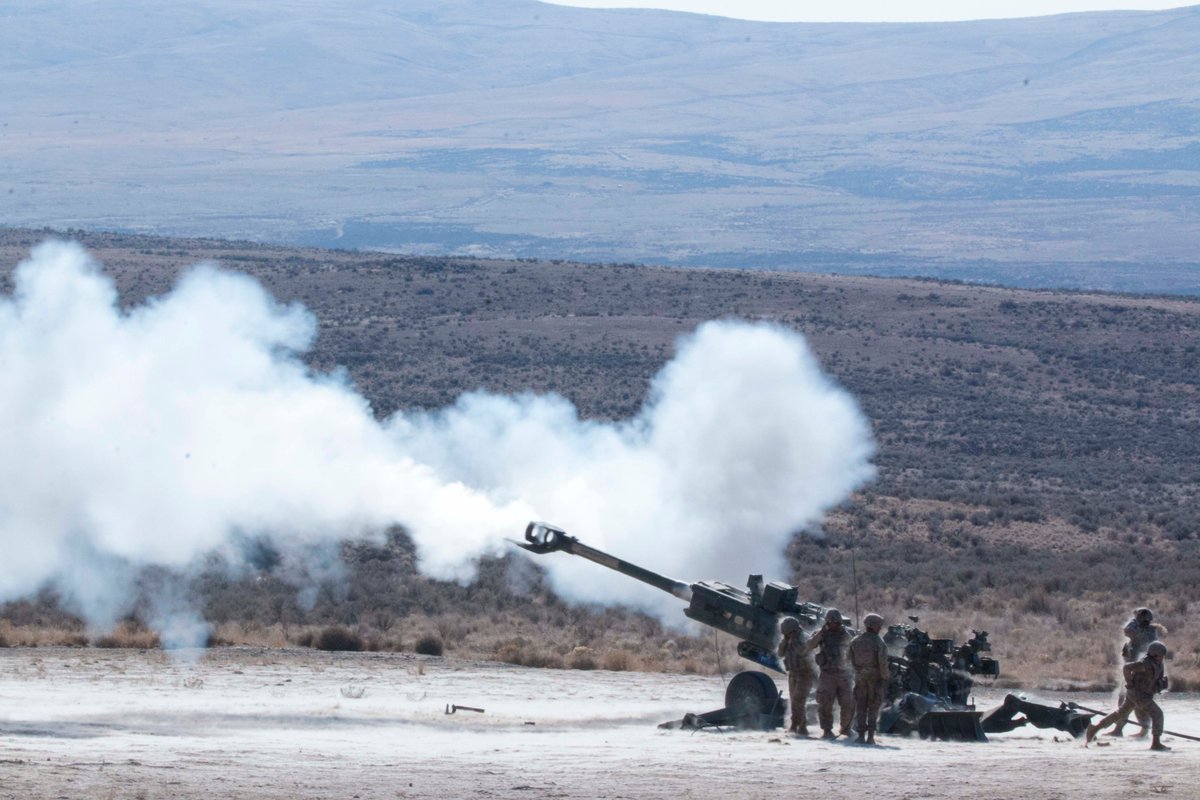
left=724, top=671, right=782, bottom=730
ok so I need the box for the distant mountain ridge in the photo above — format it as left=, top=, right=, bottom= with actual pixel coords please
left=2, top=1, right=1198, bottom=292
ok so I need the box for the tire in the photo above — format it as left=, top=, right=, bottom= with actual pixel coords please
left=724, top=671, right=781, bottom=729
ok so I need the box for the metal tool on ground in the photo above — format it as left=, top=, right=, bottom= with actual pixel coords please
left=1067, top=702, right=1200, bottom=743
left=444, top=704, right=485, bottom=715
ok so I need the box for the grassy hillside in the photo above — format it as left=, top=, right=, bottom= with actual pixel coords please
left=2, top=228, right=1198, bottom=689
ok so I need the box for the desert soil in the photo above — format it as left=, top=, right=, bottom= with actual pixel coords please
left=1, top=647, right=1196, bottom=799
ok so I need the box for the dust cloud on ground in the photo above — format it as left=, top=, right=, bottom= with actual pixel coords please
left=1, top=648, right=1196, bottom=799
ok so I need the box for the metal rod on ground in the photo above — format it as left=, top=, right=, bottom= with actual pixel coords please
left=1067, top=702, right=1200, bottom=743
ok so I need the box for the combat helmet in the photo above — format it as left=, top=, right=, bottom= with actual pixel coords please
left=1135, top=607, right=1154, bottom=623
left=1147, top=641, right=1167, bottom=658
left=862, top=613, right=884, bottom=631
left=824, top=608, right=843, bottom=624
left=780, top=616, right=801, bottom=635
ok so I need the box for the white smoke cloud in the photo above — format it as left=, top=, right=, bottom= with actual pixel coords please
left=0, top=241, right=875, bottom=634
left=395, top=320, right=876, bottom=614
left=0, top=241, right=533, bottom=632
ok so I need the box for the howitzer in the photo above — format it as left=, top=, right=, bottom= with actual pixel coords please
left=518, top=522, right=1009, bottom=738
left=519, top=521, right=1092, bottom=742
left=520, top=521, right=813, bottom=729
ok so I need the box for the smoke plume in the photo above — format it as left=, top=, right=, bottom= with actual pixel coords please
left=0, top=241, right=874, bottom=634
left=394, top=319, right=876, bottom=612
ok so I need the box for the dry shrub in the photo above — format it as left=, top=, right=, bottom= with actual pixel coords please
left=93, top=622, right=161, bottom=649
left=494, top=640, right=528, bottom=665
left=1169, top=673, right=1197, bottom=692
left=314, top=625, right=364, bottom=652
left=375, top=636, right=405, bottom=652
left=494, top=639, right=562, bottom=668
left=524, top=651, right=565, bottom=669
left=205, top=631, right=234, bottom=648
left=56, top=631, right=90, bottom=647
left=211, top=621, right=288, bottom=648
left=0, top=622, right=89, bottom=648
left=567, top=646, right=596, bottom=670
left=414, top=634, right=444, bottom=656
left=638, top=654, right=664, bottom=672
left=603, top=649, right=635, bottom=671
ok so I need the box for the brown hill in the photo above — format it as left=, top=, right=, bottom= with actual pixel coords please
left=2, top=228, right=1197, bottom=688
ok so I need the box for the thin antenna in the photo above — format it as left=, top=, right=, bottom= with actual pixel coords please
left=850, top=539, right=861, bottom=629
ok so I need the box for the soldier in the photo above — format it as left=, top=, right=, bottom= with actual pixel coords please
left=1086, top=641, right=1171, bottom=751
left=807, top=607, right=853, bottom=739
left=1111, top=607, right=1166, bottom=737
left=777, top=616, right=815, bottom=736
left=849, top=613, right=890, bottom=744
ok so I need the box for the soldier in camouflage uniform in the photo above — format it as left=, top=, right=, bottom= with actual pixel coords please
left=1087, top=641, right=1170, bottom=750
left=807, top=608, right=853, bottom=739
left=849, top=613, right=890, bottom=744
left=1111, top=607, right=1166, bottom=737
left=777, top=616, right=815, bottom=736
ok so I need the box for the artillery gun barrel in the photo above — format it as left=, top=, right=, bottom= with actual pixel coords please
left=520, top=522, right=693, bottom=601
left=519, top=521, right=787, bottom=671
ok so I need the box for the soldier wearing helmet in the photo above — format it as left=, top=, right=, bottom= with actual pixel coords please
left=1124, top=608, right=1163, bottom=660
left=1112, top=607, right=1167, bottom=737
left=806, top=607, right=853, bottom=739
left=1087, top=640, right=1171, bottom=751
left=848, top=613, right=890, bottom=744
left=777, top=616, right=815, bottom=736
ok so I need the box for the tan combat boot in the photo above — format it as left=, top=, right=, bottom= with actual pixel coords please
left=866, top=731, right=876, bottom=745
left=1150, top=736, right=1171, bottom=751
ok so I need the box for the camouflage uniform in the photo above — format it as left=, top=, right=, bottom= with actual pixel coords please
left=1122, top=616, right=1163, bottom=661
left=1089, top=653, right=1167, bottom=743
left=1113, top=613, right=1165, bottom=735
left=778, top=628, right=815, bottom=734
left=809, top=622, right=853, bottom=736
left=849, top=629, right=890, bottom=739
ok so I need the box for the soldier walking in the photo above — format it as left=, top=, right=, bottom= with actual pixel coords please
left=1086, top=641, right=1171, bottom=751
left=777, top=616, right=815, bottom=736
left=808, top=608, right=853, bottom=739
left=849, top=613, right=890, bottom=744
left=1111, top=607, right=1166, bottom=737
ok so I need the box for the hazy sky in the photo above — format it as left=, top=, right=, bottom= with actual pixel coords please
left=545, top=1, right=1189, bottom=22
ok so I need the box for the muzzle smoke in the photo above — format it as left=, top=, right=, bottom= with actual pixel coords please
left=0, top=242, right=874, bottom=637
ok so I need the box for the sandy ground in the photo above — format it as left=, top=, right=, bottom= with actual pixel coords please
left=1, top=647, right=1196, bottom=800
